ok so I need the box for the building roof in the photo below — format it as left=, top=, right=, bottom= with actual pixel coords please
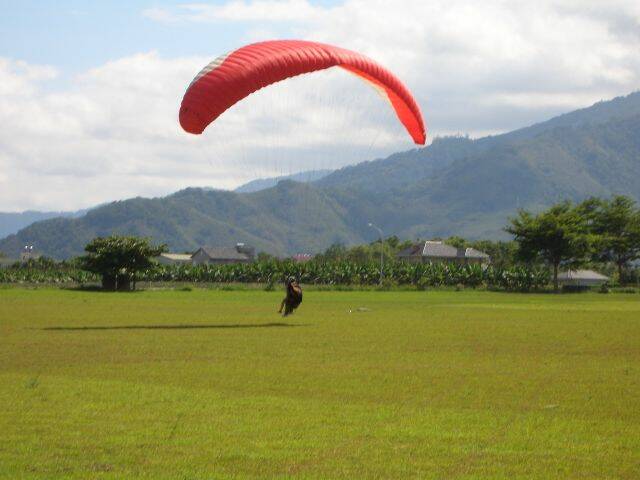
left=557, top=269, right=609, bottom=281
left=397, top=244, right=423, bottom=258
left=398, top=241, right=490, bottom=260
left=422, top=241, right=458, bottom=258
left=292, top=253, right=314, bottom=262
left=197, top=246, right=252, bottom=261
left=159, top=253, right=192, bottom=261
left=464, top=247, right=490, bottom=259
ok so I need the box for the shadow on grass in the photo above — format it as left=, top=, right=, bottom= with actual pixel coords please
left=62, top=286, right=143, bottom=293
left=43, top=322, right=305, bottom=331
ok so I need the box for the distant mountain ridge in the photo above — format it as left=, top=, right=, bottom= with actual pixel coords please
left=0, top=209, right=90, bottom=240
left=1, top=91, right=639, bottom=259
left=235, top=169, right=333, bottom=193
left=0, top=172, right=332, bottom=240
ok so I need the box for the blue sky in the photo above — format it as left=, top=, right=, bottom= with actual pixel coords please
left=1, top=1, right=639, bottom=211
left=1, top=1, right=243, bottom=73
left=0, top=1, right=341, bottom=72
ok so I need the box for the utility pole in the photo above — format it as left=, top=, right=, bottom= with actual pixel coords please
left=368, top=223, right=384, bottom=284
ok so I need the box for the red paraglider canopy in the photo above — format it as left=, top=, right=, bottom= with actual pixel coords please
left=179, top=40, right=426, bottom=145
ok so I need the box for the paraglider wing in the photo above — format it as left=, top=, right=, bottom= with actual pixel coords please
left=179, top=40, right=426, bottom=145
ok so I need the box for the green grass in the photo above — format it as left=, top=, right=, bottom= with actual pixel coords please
left=1, top=288, right=639, bottom=479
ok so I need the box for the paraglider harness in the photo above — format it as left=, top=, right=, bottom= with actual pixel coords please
left=279, top=276, right=302, bottom=316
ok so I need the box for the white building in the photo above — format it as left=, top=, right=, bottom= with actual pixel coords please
left=191, top=243, right=255, bottom=265
left=157, top=243, right=255, bottom=265
left=558, top=269, right=609, bottom=287
left=397, top=240, right=490, bottom=265
left=157, top=253, right=193, bottom=265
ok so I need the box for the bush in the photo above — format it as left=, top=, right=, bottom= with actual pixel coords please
left=0, top=257, right=552, bottom=292
left=142, top=260, right=549, bottom=292
left=615, top=287, right=638, bottom=294
left=0, top=257, right=96, bottom=284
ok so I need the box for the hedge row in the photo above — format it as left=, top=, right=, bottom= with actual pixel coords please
left=0, top=259, right=550, bottom=292
left=147, top=260, right=549, bottom=291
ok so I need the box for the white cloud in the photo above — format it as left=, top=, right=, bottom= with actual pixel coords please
left=0, top=53, right=214, bottom=211
left=142, top=0, right=326, bottom=23
left=2, top=0, right=640, bottom=211
left=0, top=53, right=405, bottom=211
left=0, top=58, right=57, bottom=96
left=143, top=1, right=640, bottom=125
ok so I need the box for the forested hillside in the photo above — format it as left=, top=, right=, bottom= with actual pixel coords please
left=2, top=92, right=639, bottom=259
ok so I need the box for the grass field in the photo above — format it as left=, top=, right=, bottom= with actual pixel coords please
left=1, top=287, right=639, bottom=479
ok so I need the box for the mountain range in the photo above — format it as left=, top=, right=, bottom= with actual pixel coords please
left=234, top=169, right=333, bottom=193
left=0, top=173, right=331, bottom=240
left=0, top=209, right=90, bottom=241
left=1, top=91, right=639, bottom=259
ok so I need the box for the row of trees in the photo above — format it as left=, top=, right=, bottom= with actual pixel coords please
left=508, top=196, right=640, bottom=290
left=314, top=236, right=519, bottom=270
left=0, top=256, right=96, bottom=284
left=312, top=237, right=415, bottom=264
left=0, top=238, right=167, bottom=289
left=150, top=261, right=549, bottom=291
left=2, top=195, right=639, bottom=291
left=305, top=196, right=640, bottom=291
left=0, top=255, right=549, bottom=292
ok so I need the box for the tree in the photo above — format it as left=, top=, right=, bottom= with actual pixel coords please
left=80, top=236, right=167, bottom=291
left=346, top=245, right=372, bottom=264
left=445, top=236, right=467, bottom=249
left=316, top=243, right=348, bottom=262
left=468, top=240, right=518, bottom=269
left=506, top=202, right=592, bottom=291
left=586, top=196, right=640, bottom=284
left=256, top=251, right=276, bottom=262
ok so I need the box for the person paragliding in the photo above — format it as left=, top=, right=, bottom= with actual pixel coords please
left=278, top=276, right=303, bottom=317
left=178, top=40, right=426, bottom=317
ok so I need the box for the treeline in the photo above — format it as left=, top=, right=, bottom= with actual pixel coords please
left=2, top=195, right=639, bottom=291
left=508, top=196, right=640, bottom=289
left=0, top=257, right=549, bottom=292
left=149, top=261, right=549, bottom=292
left=0, top=257, right=96, bottom=284
left=309, top=195, right=640, bottom=289
left=309, top=236, right=518, bottom=270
